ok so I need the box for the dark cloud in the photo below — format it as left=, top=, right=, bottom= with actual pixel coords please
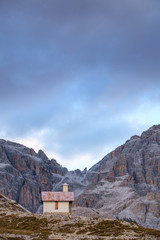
left=0, top=0, right=160, bottom=168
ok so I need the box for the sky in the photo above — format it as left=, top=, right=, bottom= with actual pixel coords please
left=0, top=0, right=160, bottom=170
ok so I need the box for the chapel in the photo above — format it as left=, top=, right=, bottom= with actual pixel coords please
left=41, top=183, right=74, bottom=213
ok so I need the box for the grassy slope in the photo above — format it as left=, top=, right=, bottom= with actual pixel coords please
left=0, top=214, right=160, bottom=240
left=0, top=195, right=160, bottom=240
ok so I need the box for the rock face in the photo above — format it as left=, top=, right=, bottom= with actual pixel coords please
left=0, top=124, right=160, bottom=230
left=76, top=125, right=160, bottom=229
left=0, top=140, right=87, bottom=213
left=0, top=140, right=53, bottom=212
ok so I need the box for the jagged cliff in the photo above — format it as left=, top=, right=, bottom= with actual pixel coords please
left=0, top=125, right=160, bottom=230
left=0, top=140, right=87, bottom=212
left=76, top=125, right=160, bottom=229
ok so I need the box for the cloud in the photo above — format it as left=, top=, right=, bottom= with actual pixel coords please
left=0, top=0, right=160, bottom=169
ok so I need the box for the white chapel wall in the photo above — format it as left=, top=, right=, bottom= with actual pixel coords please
left=43, top=201, right=69, bottom=213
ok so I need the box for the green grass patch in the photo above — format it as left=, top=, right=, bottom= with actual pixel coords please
left=0, top=214, right=51, bottom=239
left=76, top=219, right=160, bottom=238
left=0, top=211, right=160, bottom=239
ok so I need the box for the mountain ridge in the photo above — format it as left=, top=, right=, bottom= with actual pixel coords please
left=0, top=124, right=160, bottom=230
left=76, top=124, right=160, bottom=229
left=0, top=138, right=88, bottom=212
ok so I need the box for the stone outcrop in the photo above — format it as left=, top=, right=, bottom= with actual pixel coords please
left=0, top=139, right=87, bottom=213
left=0, top=140, right=69, bottom=212
left=76, top=125, right=160, bottom=229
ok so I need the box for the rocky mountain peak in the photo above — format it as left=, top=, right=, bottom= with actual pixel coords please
left=0, top=125, right=160, bottom=230
left=149, top=124, right=160, bottom=131
left=0, top=139, right=87, bottom=212
left=77, top=125, right=160, bottom=229
left=37, top=149, right=49, bottom=161
left=141, top=124, right=160, bottom=137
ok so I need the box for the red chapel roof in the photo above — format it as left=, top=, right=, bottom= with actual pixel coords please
left=41, top=192, right=74, bottom=202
